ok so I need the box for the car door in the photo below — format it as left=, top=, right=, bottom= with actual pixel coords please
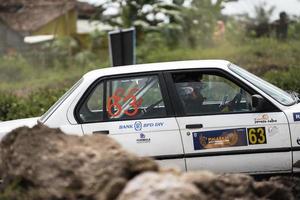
left=165, top=69, right=292, bottom=174
left=75, top=73, right=185, bottom=170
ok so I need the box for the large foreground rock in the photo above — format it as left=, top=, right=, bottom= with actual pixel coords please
left=0, top=124, right=158, bottom=200
left=118, top=171, right=296, bottom=200
left=0, top=125, right=299, bottom=200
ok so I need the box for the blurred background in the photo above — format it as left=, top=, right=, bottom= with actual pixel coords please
left=0, top=0, right=300, bottom=121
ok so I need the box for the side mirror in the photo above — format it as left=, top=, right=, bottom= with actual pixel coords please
left=252, top=94, right=265, bottom=111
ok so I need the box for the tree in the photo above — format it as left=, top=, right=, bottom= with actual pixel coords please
left=253, top=2, right=275, bottom=25
left=94, top=0, right=182, bottom=30
left=178, top=0, right=237, bottom=48
left=245, top=2, right=275, bottom=37
left=94, top=0, right=237, bottom=47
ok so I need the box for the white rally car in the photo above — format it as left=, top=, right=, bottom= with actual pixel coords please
left=1, top=60, right=300, bottom=175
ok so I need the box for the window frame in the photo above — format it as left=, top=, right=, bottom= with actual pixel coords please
left=78, top=81, right=106, bottom=123
left=163, top=68, right=280, bottom=117
left=74, top=71, right=174, bottom=124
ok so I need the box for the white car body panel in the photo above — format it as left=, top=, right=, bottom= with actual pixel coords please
left=82, top=118, right=186, bottom=171
left=281, top=103, right=300, bottom=172
left=0, top=60, right=299, bottom=174
left=0, top=117, right=39, bottom=138
left=177, top=112, right=292, bottom=173
left=186, top=152, right=291, bottom=174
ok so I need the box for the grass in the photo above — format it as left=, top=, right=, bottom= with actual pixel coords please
left=0, top=52, right=109, bottom=94
left=1, top=37, right=300, bottom=94
left=138, top=38, right=300, bottom=75
left=0, top=37, right=300, bottom=121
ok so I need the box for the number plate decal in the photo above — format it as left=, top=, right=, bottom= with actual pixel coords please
left=247, top=127, right=267, bottom=145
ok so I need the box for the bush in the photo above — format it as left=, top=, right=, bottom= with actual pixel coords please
left=0, top=55, right=32, bottom=83
left=0, top=88, right=66, bottom=121
left=264, top=67, right=300, bottom=93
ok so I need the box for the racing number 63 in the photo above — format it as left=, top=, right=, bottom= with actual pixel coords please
left=247, top=127, right=267, bottom=145
left=107, top=88, right=143, bottom=118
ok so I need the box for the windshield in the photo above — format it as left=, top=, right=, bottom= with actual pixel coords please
left=229, top=64, right=295, bottom=106
left=39, top=78, right=84, bottom=123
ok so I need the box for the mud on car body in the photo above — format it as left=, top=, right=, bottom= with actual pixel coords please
left=1, top=60, right=300, bottom=175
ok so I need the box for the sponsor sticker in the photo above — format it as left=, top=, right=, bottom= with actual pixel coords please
left=119, top=121, right=164, bottom=130
left=193, top=128, right=247, bottom=150
left=254, top=114, right=277, bottom=124
left=136, top=133, right=151, bottom=143
left=293, top=113, right=300, bottom=122
left=134, top=121, right=142, bottom=131
left=119, top=124, right=133, bottom=129
left=247, top=127, right=267, bottom=145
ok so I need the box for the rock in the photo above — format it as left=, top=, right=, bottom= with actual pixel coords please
left=118, top=171, right=295, bottom=200
left=182, top=172, right=258, bottom=200
left=117, top=172, right=207, bottom=200
left=0, top=124, right=158, bottom=200
left=0, top=124, right=298, bottom=200
left=255, top=176, right=299, bottom=200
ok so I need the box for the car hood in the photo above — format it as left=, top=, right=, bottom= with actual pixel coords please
left=0, top=117, right=39, bottom=140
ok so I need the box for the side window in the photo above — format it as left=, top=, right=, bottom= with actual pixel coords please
left=173, top=72, right=254, bottom=115
left=106, top=75, right=167, bottom=120
left=78, top=83, right=104, bottom=122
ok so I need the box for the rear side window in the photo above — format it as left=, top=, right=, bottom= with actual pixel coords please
left=78, top=82, right=104, bottom=123
left=77, top=75, right=167, bottom=123
left=106, top=76, right=166, bottom=120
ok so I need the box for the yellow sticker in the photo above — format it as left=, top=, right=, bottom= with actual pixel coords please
left=247, top=127, right=267, bottom=145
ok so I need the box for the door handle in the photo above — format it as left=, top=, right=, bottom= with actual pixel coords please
left=186, top=124, right=203, bottom=129
left=93, top=130, right=109, bottom=135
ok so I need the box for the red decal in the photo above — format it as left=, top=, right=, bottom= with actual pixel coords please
left=107, top=87, right=143, bottom=118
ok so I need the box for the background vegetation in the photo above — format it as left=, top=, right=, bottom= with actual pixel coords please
left=1, top=0, right=300, bottom=121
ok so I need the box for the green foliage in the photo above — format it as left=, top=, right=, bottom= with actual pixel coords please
left=0, top=36, right=108, bottom=121
left=137, top=37, right=300, bottom=74
left=253, top=2, right=275, bottom=24
left=0, top=178, right=28, bottom=200
left=238, top=2, right=275, bottom=38
left=184, top=0, right=223, bottom=46
left=93, top=0, right=233, bottom=48
left=1, top=10, right=300, bottom=121
left=166, top=0, right=233, bottom=48
left=289, top=17, right=300, bottom=40
left=95, top=0, right=182, bottom=29
left=40, top=37, right=79, bottom=68
left=0, top=55, right=32, bottom=83
left=137, top=32, right=169, bottom=63
left=264, top=67, right=300, bottom=94
left=74, top=50, right=100, bottom=68
left=0, top=88, right=67, bottom=121
left=223, top=17, right=248, bottom=44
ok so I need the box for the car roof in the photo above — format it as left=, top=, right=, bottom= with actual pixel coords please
left=83, top=59, right=231, bottom=80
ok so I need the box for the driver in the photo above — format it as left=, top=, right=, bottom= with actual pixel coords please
left=174, top=73, right=206, bottom=114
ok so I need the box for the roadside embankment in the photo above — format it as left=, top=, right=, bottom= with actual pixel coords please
left=0, top=125, right=299, bottom=200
